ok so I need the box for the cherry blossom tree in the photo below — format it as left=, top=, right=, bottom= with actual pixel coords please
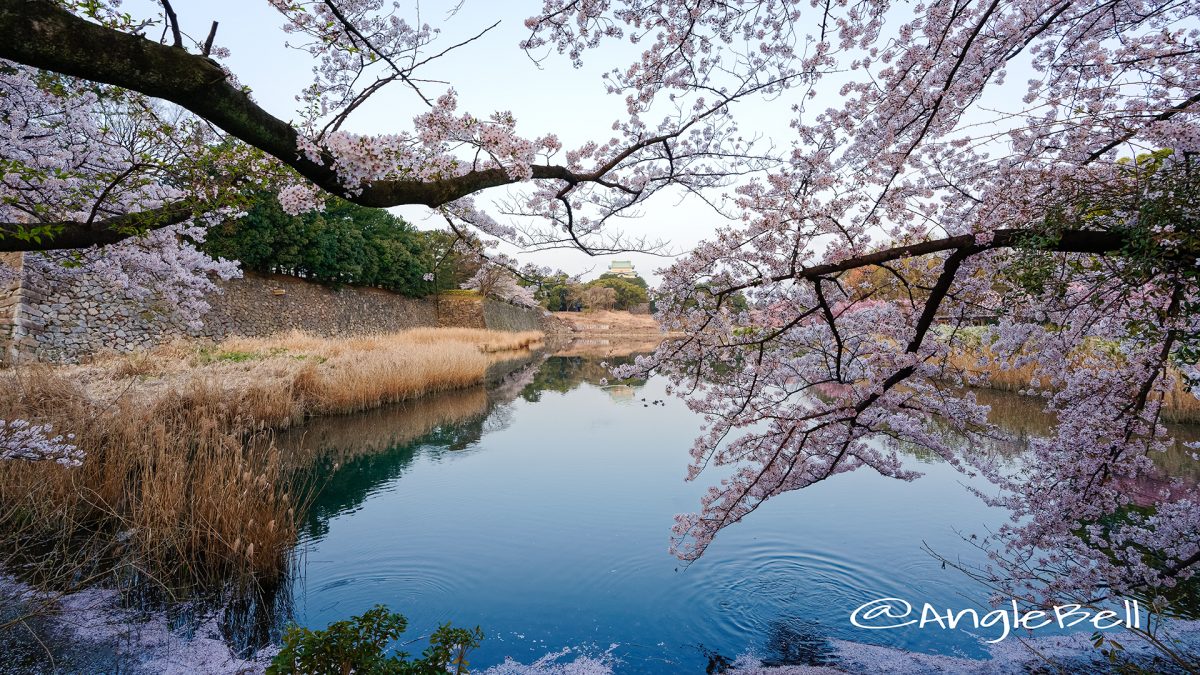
left=0, top=59, right=245, bottom=328
left=1, top=20, right=250, bottom=465
left=461, top=265, right=541, bottom=309
left=1, top=0, right=1199, bottom=617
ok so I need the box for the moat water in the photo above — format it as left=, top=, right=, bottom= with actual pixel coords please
left=279, top=348, right=1199, bottom=673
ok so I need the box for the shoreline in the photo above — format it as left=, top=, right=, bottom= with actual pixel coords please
left=0, top=328, right=546, bottom=614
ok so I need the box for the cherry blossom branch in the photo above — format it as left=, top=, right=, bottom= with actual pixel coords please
left=0, top=0, right=782, bottom=245
left=717, top=228, right=1144, bottom=295
left=0, top=420, right=81, bottom=467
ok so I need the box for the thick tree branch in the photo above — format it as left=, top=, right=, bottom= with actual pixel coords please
left=0, top=0, right=576, bottom=208
left=721, top=228, right=1138, bottom=295
left=0, top=202, right=195, bottom=252
left=851, top=246, right=973, bottom=416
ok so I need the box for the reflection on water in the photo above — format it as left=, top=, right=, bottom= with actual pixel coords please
left=516, top=354, right=646, bottom=404
left=274, top=346, right=1198, bottom=673
left=975, top=387, right=1200, bottom=482
left=280, top=386, right=492, bottom=541
left=276, top=354, right=542, bottom=541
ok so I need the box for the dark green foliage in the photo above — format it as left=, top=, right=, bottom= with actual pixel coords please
left=202, top=193, right=477, bottom=296
left=532, top=273, right=583, bottom=311
left=584, top=277, right=649, bottom=310
left=418, top=229, right=484, bottom=294
left=267, top=604, right=483, bottom=675
left=539, top=282, right=584, bottom=311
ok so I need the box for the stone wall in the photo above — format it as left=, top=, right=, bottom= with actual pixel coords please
left=435, top=294, right=488, bottom=329
left=0, top=257, right=548, bottom=363
left=0, top=254, right=24, bottom=353
left=197, top=272, right=439, bottom=341
left=3, top=258, right=197, bottom=361
left=432, top=295, right=545, bottom=332
left=482, top=299, right=544, bottom=332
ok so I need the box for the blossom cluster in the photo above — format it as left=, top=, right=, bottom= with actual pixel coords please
left=28, top=220, right=241, bottom=331
left=570, top=0, right=1200, bottom=604
left=460, top=265, right=540, bottom=309
left=0, top=419, right=82, bottom=467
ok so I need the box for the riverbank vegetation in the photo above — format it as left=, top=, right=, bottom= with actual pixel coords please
left=2, top=0, right=1198, bottom=668
left=268, top=604, right=482, bottom=675
left=0, top=328, right=542, bottom=606
left=525, top=270, right=651, bottom=312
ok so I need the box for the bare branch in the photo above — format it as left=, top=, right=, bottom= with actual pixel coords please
left=159, top=0, right=182, bottom=48
left=201, top=21, right=218, bottom=57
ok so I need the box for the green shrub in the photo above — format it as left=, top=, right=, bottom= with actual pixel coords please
left=203, top=193, right=479, bottom=296
left=268, top=604, right=483, bottom=675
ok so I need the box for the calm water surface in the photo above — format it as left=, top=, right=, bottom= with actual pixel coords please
left=279, top=351, right=1197, bottom=672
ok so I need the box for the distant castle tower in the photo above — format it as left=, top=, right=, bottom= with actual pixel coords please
left=607, top=260, right=637, bottom=279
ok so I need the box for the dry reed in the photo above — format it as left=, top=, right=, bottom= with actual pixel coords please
left=272, top=385, right=491, bottom=467
left=0, top=328, right=543, bottom=600
left=0, top=371, right=296, bottom=598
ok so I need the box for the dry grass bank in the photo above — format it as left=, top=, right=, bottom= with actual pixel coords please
left=72, top=328, right=542, bottom=421
left=0, top=328, right=542, bottom=600
left=550, top=310, right=666, bottom=335
left=550, top=336, right=668, bottom=358
left=0, top=372, right=296, bottom=594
